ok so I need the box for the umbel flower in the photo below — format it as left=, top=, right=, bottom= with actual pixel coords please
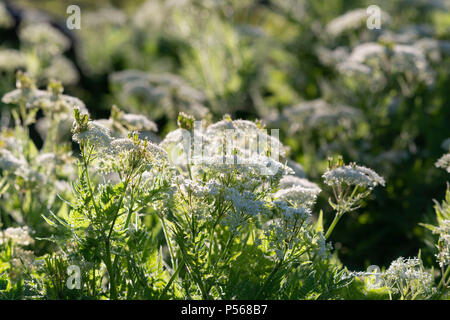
left=110, top=105, right=158, bottom=132
left=279, top=175, right=320, bottom=190
left=0, top=50, right=27, bottom=72
left=0, top=226, right=34, bottom=246
left=0, top=149, right=28, bottom=175
left=274, top=184, right=321, bottom=209
left=72, top=119, right=112, bottom=149
left=382, top=257, right=434, bottom=298
left=323, top=162, right=385, bottom=189
left=325, top=8, right=390, bottom=37
left=435, top=153, right=450, bottom=173
left=322, top=156, right=385, bottom=239
left=19, top=22, right=70, bottom=57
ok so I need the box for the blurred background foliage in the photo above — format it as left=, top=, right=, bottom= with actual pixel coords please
left=0, top=0, right=449, bottom=270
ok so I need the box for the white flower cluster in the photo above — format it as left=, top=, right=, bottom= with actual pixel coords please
left=0, top=226, right=34, bottom=246
left=0, top=50, right=27, bottom=72
left=382, top=257, right=434, bottom=296
left=325, top=9, right=369, bottom=36
left=110, top=70, right=208, bottom=119
left=274, top=184, right=321, bottom=209
left=19, top=23, right=70, bottom=56
left=337, top=42, right=435, bottom=90
left=225, top=187, right=265, bottom=217
left=323, top=164, right=385, bottom=189
left=161, top=118, right=290, bottom=178
left=119, top=113, right=158, bottom=132
left=279, top=175, right=319, bottom=190
left=41, top=56, right=79, bottom=85
left=176, top=177, right=212, bottom=198
left=196, top=154, right=290, bottom=178
left=0, top=129, right=75, bottom=191
left=73, top=118, right=169, bottom=178
left=204, top=118, right=287, bottom=159
left=279, top=99, right=362, bottom=133
left=434, top=220, right=450, bottom=268
left=274, top=200, right=311, bottom=222
left=0, top=149, right=28, bottom=175
left=435, top=153, right=450, bottom=172
left=2, top=81, right=86, bottom=118
left=73, top=120, right=112, bottom=149
left=0, top=147, right=58, bottom=186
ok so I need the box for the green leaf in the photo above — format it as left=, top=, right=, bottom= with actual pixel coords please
left=315, top=210, right=324, bottom=233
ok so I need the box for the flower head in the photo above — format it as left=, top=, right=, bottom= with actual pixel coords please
left=323, top=164, right=385, bottom=189
left=435, top=153, right=450, bottom=172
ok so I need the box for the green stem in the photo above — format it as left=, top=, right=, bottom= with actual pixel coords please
left=104, top=241, right=117, bottom=299
left=325, top=211, right=343, bottom=239
left=160, top=217, right=176, bottom=269
left=107, top=177, right=130, bottom=241
left=179, top=247, right=209, bottom=299
left=159, top=261, right=185, bottom=299
left=81, top=145, right=101, bottom=219
left=123, top=175, right=141, bottom=231
left=438, top=265, right=450, bottom=290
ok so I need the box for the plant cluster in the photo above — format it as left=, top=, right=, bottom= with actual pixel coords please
left=0, top=73, right=448, bottom=299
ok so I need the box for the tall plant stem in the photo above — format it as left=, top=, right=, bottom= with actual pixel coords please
left=438, top=265, right=450, bottom=290
left=160, top=217, right=176, bottom=269
left=159, top=261, right=185, bottom=299
left=325, top=211, right=343, bottom=239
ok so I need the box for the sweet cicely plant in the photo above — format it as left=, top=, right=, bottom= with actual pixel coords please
left=0, top=73, right=448, bottom=300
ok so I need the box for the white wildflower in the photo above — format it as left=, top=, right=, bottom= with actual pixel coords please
left=326, top=9, right=368, bottom=36
left=110, top=138, right=137, bottom=153
left=435, top=153, right=450, bottom=172
left=0, top=226, right=34, bottom=246
left=323, top=164, right=385, bottom=189
left=282, top=99, right=362, bottom=132
left=119, top=113, right=158, bottom=132
left=279, top=175, right=320, bottom=190
left=274, top=184, right=321, bottom=208
left=274, top=200, right=311, bottom=221
left=205, top=119, right=287, bottom=158
left=20, top=23, right=70, bottom=56
left=382, top=257, right=434, bottom=297
left=225, top=187, right=264, bottom=216
left=72, top=121, right=112, bottom=148
left=0, top=149, right=28, bottom=174
left=349, top=42, right=386, bottom=63
left=326, top=8, right=389, bottom=36
left=0, top=50, right=26, bottom=72
left=43, top=56, right=79, bottom=85
left=35, top=152, right=57, bottom=165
